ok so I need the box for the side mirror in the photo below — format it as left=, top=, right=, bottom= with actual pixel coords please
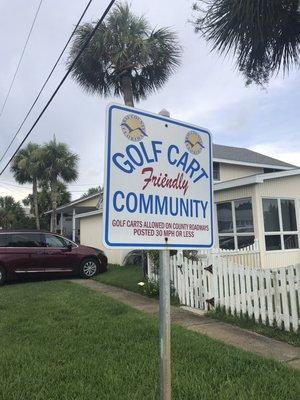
left=65, top=244, right=73, bottom=252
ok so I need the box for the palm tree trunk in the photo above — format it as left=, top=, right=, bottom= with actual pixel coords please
left=121, top=74, right=134, bottom=107
left=32, top=178, right=40, bottom=230
left=50, top=181, right=58, bottom=233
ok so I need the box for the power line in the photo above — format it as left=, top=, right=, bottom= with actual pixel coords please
left=0, top=0, right=94, bottom=165
left=0, top=179, right=101, bottom=189
left=0, top=0, right=116, bottom=176
left=0, top=182, right=31, bottom=189
left=0, top=0, right=43, bottom=119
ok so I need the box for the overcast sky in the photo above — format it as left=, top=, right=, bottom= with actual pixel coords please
left=0, top=0, right=299, bottom=202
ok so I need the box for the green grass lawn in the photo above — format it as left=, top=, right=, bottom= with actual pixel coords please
left=207, top=308, right=300, bottom=347
left=94, top=264, right=145, bottom=293
left=97, top=265, right=299, bottom=345
left=94, top=264, right=180, bottom=305
left=0, top=279, right=299, bottom=400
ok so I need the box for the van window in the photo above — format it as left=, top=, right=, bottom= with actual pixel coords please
left=44, top=234, right=67, bottom=248
left=0, top=234, right=7, bottom=247
left=7, top=233, right=43, bottom=247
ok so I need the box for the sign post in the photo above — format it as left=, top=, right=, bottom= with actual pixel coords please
left=158, top=109, right=171, bottom=400
left=103, top=103, right=213, bottom=400
left=159, top=238, right=171, bottom=400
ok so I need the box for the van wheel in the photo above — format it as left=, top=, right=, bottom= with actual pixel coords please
left=80, top=258, right=98, bottom=279
left=0, top=267, right=6, bottom=285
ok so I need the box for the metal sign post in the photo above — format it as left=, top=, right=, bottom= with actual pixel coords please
left=159, top=238, right=171, bottom=400
left=159, top=109, right=171, bottom=400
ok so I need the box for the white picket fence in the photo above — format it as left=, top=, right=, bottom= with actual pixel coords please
left=208, top=255, right=300, bottom=332
left=170, top=256, right=208, bottom=309
left=197, top=239, right=261, bottom=268
left=150, top=251, right=300, bottom=332
left=148, top=240, right=261, bottom=280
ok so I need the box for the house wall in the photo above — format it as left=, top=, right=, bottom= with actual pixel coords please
left=79, top=213, right=128, bottom=265
left=219, top=163, right=263, bottom=182
left=254, top=175, right=300, bottom=268
left=76, top=197, right=98, bottom=208
left=215, top=175, right=300, bottom=268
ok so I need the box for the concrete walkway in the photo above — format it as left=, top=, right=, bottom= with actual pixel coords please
left=73, top=279, right=300, bottom=370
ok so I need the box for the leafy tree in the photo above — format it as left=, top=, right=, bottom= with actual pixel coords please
left=23, top=181, right=71, bottom=230
left=192, top=0, right=300, bottom=85
left=0, top=196, right=35, bottom=229
left=10, top=143, right=43, bottom=229
left=68, top=2, right=182, bottom=106
left=82, top=186, right=101, bottom=198
left=41, top=138, right=79, bottom=232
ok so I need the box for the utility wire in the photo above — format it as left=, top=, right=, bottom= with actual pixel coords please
left=0, top=0, right=94, bottom=165
left=0, top=179, right=101, bottom=188
left=0, top=0, right=116, bottom=176
left=0, top=0, right=43, bottom=119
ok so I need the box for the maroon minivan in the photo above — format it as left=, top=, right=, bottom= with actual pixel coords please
left=0, top=230, right=107, bottom=285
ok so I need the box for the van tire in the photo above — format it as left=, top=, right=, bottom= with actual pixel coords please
left=80, top=258, right=99, bottom=279
left=0, top=266, right=6, bottom=285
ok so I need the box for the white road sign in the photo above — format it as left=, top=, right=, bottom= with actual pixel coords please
left=103, top=104, right=214, bottom=249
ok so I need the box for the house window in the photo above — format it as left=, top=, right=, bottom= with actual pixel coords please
left=262, top=198, right=299, bottom=251
left=216, top=198, right=254, bottom=250
left=213, top=162, right=220, bottom=181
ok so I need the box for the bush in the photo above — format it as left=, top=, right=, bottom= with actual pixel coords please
left=147, top=250, right=160, bottom=274
left=138, top=278, right=180, bottom=305
left=123, top=250, right=143, bottom=266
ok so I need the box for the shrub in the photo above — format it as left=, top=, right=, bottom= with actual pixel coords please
left=138, top=278, right=180, bottom=305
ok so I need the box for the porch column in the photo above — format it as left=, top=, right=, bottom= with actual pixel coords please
left=252, top=185, right=264, bottom=267
left=60, top=212, right=64, bottom=235
left=72, top=209, right=76, bottom=242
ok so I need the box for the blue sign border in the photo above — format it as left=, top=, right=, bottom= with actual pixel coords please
left=103, top=104, right=214, bottom=249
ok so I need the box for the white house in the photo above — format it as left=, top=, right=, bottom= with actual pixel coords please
left=49, top=144, right=300, bottom=268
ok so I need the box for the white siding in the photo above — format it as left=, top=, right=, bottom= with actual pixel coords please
left=76, top=197, right=98, bottom=207
left=79, top=213, right=129, bottom=265
left=219, top=163, right=263, bottom=182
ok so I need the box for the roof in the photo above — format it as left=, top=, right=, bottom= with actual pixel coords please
left=74, top=210, right=102, bottom=219
left=214, top=168, right=300, bottom=191
left=44, top=192, right=100, bottom=214
left=213, top=144, right=296, bottom=169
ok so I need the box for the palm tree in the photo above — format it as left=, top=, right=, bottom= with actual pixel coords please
left=192, top=0, right=300, bottom=85
left=11, top=143, right=43, bottom=229
left=68, top=2, right=182, bottom=106
left=42, top=138, right=79, bottom=232
left=23, top=181, right=71, bottom=230
left=83, top=186, right=101, bottom=198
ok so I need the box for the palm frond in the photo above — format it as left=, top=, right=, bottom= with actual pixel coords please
left=42, top=139, right=79, bottom=184
left=192, top=0, right=300, bottom=85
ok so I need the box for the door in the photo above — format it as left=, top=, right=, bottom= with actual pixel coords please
left=42, top=234, right=75, bottom=273
left=5, top=233, right=45, bottom=275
